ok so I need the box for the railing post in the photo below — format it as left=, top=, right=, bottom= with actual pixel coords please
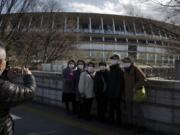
left=89, top=17, right=92, bottom=33
left=28, top=16, right=32, bottom=30
left=133, top=22, right=137, bottom=35
left=40, top=15, right=44, bottom=28
left=112, top=18, right=115, bottom=34
left=102, top=37, right=105, bottom=59
left=77, top=16, right=79, bottom=32
left=150, top=24, right=154, bottom=37
left=90, top=36, right=92, bottom=57
left=51, top=15, right=55, bottom=29
left=64, top=16, right=67, bottom=32
left=123, top=20, right=127, bottom=34
left=101, top=17, right=104, bottom=33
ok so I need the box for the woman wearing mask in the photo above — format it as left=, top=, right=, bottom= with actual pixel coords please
left=62, top=60, right=76, bottom=114
left=107, top=54, right=124, bottom=125
left=78, top=62, right=95, bottom=120
left=94, top=62, right=108, bottom=122
left=73, top=60, right=86, bottom=117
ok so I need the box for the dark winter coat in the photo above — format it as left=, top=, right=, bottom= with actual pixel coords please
left=94, top=70, right=108, bottom=98
left=124, top=64, right=146, bottom=101
left=0, top=75, right=36, bottom=135
left=107, top=64, right=124, bottom=99
left=62, top=68, right=75, bottom=94
left=73, top=69, right=83, bottom=100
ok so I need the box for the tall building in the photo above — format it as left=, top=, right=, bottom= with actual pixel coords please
left=2, top=12, right=180, bottom=65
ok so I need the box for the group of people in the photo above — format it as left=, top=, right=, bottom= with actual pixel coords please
left=0, top=38, right=146, bottom=135
left=62, top=53, right=146, bottom=127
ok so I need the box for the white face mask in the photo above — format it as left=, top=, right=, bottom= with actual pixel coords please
left=111, top=60, right=118, bottom=65
left=123, top=63, right=131, bottom=68
left=68, top=64, right=75, bottom=69
left=78, top=64, right=84, bottom=70
left=88, top=67, right=94, bottom=73
left=100, top=66, right=106, bottom=71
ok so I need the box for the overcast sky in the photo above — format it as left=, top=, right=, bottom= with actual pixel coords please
left=54, top=0, right=179, bottom=24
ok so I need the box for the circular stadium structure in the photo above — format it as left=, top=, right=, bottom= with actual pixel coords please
left=2, top=12, right=180, bottom=66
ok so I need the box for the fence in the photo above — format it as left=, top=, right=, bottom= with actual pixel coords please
left=33, top=71, right=180, bottom=135
left=33, top=71, right=63, bottom=107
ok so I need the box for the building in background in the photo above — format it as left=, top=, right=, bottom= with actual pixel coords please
left=3, top=12, right=180, bottom=66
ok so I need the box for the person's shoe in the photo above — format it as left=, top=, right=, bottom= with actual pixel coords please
left=84, top=116, right=92, bottom=121
left=107, top=118, right=115, bottom=124
left=122, top=123, right=133, bottom=129
left=115, top=120, right=122, bottom=126
left=134, top=126, right=147, bottom=133
left=65, top=110, right=71, bottom=115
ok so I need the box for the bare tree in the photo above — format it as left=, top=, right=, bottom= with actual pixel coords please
left=37, top=0, right=63, bottom=12
left=122, top=2, right=144, bottom=17
left=153, top=0, right=179, bottom=16
left=34, top=0, right=78, bottom=63
left=0, top=0, right=36, bottom=41
left=141, top=0, right=180, bottom=23
left=11, top=0, right=78, bottom=67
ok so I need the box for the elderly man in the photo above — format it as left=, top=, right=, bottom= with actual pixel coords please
left=107, top=54, right=124, bottom=125
left=0, top=42, right=36, bottom=135
left=122, top=57, right=146, bottom=130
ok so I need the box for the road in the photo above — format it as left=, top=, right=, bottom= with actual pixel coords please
left=12, top=103, right=154, bottom=135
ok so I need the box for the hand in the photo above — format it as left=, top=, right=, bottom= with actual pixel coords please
left=80, top=94, right=85, bottom=98
left=22, top=67, right=32, bottom=75
left=7, top=69, right=17, bottom=80
left=133, top=88, right=136, bottom=93
left=7, top=67, right=21, bottom=80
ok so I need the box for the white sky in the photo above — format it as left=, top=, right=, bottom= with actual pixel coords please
left=56, top=0, right=179, bottom=24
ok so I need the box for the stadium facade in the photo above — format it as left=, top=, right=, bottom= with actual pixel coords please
left=2, top=12, right=180, bottom=65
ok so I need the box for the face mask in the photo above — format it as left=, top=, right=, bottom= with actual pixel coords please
left=100, top=66, right=106, bottom=71
left=88, top=67, right=94, bottom=73
left=78, top=64, right=84, bottom=70
left=123, top=63, right=131, bottom=68
left=111, top=60, right=118, bottom=65
left=68, top=64, right=75, bottom=69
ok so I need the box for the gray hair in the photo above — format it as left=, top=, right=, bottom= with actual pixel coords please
left=0, top=41, right=6, bottom=60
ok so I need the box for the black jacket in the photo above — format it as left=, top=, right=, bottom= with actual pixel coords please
left=73, top=69, right=83, bottom=99
left=94, top=70, right=108, bottom=97
left=0, top=75, right=36, bottom=135
left=107, top=64, right=124, bottom=99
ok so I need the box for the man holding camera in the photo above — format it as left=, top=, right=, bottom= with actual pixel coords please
left=0, top=42, right=36, bottom=135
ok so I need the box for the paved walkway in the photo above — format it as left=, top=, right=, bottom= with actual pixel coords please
left=12, top=103, right=154, bottom=135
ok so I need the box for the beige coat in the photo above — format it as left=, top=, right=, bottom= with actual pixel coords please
left=78, top=71, right=95, bottom=98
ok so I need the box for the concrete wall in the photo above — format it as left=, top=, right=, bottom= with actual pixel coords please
left=33, top=71, right=63, bottom=107
left=144, top=79, right=180, bottom=134
left=41, top=64, right=66, bottom=73
left=33, top=71, right=180, bottom=134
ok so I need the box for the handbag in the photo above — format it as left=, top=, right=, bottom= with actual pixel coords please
left=133, top=86, right=147, bottom=103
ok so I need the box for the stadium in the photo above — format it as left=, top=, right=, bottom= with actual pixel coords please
left=2, top=12, right=180, bottom=66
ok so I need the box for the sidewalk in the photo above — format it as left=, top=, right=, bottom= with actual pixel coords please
left=12, top=103, right=156, bottom=135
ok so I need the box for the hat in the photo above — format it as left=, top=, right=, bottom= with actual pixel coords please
left=110, top=54, right=120, bottom=60
left=87, top=61, right=95, bottom=67
left=77, top=60, right=86, bottom=66
left=99, top=61, right=106, bottom=66
left=122, top=57, right=132, bottom=63
left=67, top=59, right=76, bottom=65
